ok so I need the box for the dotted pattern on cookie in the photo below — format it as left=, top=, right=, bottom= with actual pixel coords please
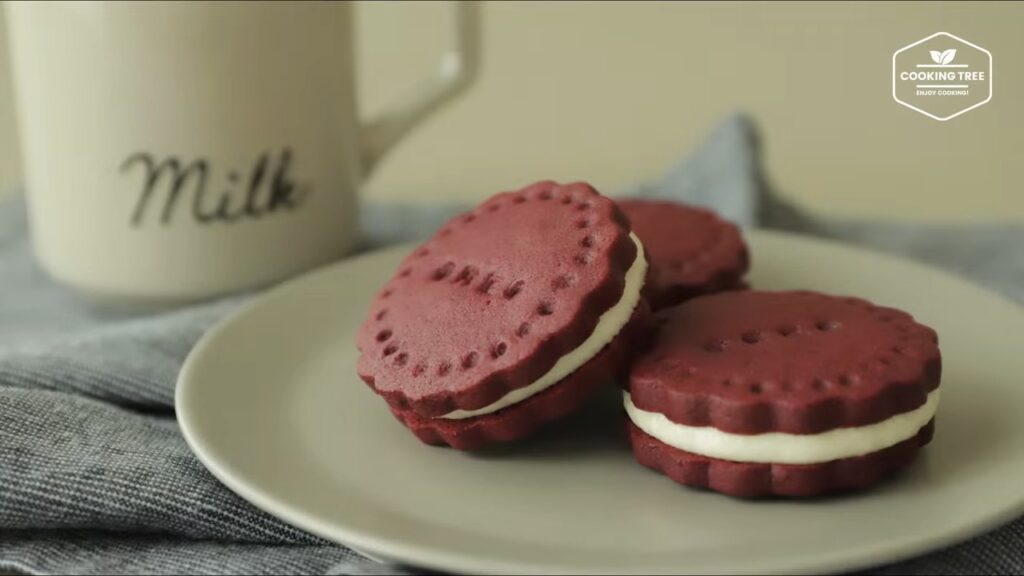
left=356, top=181, right=638, bottom=418
left=628, top=290, right=941, bottom=434
left=391, top=303, right=651, bottom=450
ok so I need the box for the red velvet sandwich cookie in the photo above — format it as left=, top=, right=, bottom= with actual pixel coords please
left=357, top=181, right=651, bottom=450
left=625, top=290, right=941, bottom=497
left=618, top=200, right=749, bottom=310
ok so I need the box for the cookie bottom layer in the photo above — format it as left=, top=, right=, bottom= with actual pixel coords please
left=391, top=303, right=651, bottom=450
left=628, top=419, right=934, bottom=498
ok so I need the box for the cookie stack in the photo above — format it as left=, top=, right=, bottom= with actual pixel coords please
left=357, top=181, right=941, bottom=498
left=357, top=181, right=650, bottom=450
left=626, top=291, right=940, bottom=497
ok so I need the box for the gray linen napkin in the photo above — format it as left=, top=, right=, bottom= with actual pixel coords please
left=1, top=115, right=1021, bottom=575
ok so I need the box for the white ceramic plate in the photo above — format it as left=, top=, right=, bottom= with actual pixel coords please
left=177, top=230, right=1024, bottom=575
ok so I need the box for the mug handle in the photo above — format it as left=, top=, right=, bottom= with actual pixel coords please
left=358, top=1, right=481, bottom=176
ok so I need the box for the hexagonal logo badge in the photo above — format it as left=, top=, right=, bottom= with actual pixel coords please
left=893, top=32, right=992, bottom=121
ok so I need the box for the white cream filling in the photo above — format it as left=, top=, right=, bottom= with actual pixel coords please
left=624, top=389, right=939, bottom=464
left=441, top=233, right=648, bottom=420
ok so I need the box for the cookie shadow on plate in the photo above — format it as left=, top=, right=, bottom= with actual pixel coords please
left=909, top=385, right=1007, bottom=486
left=466, top=384, right=632, bottom=461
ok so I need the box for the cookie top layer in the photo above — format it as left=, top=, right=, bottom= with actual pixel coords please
left=358, top=181, right=638, bottom=418
left=618, top=200, right=748, bottom=308
left=628, top=290, right=941, bottom=435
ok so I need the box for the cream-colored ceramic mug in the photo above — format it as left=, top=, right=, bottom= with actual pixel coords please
left=5, top=1, right=479, bottom=304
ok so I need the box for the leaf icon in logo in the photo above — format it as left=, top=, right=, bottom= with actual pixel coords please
left=940, top=48, right=957, bottom=65
left=930, top=50, right=944, bottom=64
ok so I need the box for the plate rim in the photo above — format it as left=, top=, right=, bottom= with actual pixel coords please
left=176, top=229, right=1024, bottom=575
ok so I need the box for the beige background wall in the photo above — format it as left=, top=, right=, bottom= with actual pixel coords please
left=1, top=1, right=1021, bottom=221
left=0, top=7, right=18, bottom=199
